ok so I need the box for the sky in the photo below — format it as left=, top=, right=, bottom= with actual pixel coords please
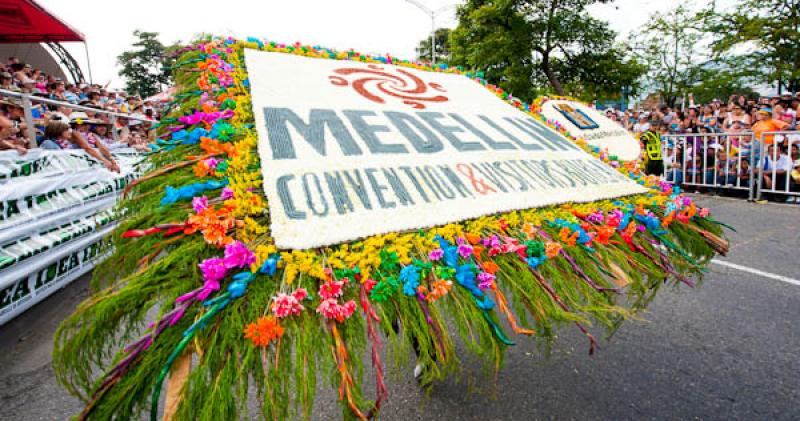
left=36, top=0, right=721, bottom=90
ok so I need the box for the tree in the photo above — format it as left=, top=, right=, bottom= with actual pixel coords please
left=449, top=0, right=639, bottom=102
left=628, top=6, right=708, bottom=107
left=450, top=0, right=538, bottom=100
left=702, top=0, right=800, bottom=92
left=415, top=28, right=452, bottom=63
left=689, top=66, right=758, bottom=105
left=117, top=30, right=174, bottom=98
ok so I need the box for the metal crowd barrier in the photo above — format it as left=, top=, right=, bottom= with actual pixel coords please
left=661, top=132, right=757, bottom=199
left=661, top=131, right=800, bottom=202
left=0, top=88, right=150, bottom=148
left=755, top=131, right=799, bottom=201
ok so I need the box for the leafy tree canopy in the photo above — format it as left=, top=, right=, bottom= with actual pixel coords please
left=415, top=28, right=453, bottom=63
left=117, top=30, right=175, bottom=98
left=448, top=0, right=643, bottom=103
left=702, top=0, right=800, bottom=92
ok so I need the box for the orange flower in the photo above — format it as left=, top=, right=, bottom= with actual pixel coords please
left=482, top=261, right=500, bottom=274
left=559, top=227, right=578, bottom=247
left=186, top=207, right=236, bottom=246
left=522, top=222, right=536, bottom=239
left=661, top=211, right=675, bottom=228
left=244, top=316, right=285, bottom=347
left=200, top=137, right=238, bottom=157
left=593, top=226, right=615, bottom=246
left=544, top=242, right=562, bottom=258
left=472, top=244, right=485, bottom=260
left=465, top=233, right=481, bottom=245
left=426, top=279, right=453, bottom=302
left=194, top=161, right=214, bottom=177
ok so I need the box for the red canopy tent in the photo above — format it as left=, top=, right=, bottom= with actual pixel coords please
left=0, top=0, right=84, bottom=43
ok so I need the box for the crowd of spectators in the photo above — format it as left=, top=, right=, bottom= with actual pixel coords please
left=0, top=56, right=163, bottom=170
left=606, top=92, right=800, bottom=203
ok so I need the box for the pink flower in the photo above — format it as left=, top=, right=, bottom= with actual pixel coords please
left=477, top=272, right=496, bottom=289
left=456, top=238, right=473, bottom=258
left=316, top=298, right=356, bottom=322
left=197, top=257, right=227, bottom=300
left=272, top=288, right=308, bottom=318
left=197, top=279, right=220, bottom=301
left=428, top=249, right=444, bottom=261
left=316, top=298, right=339, bottom=320
left=220, top=187, right=234, bottom=200
left=192, top=196, right=209, bottom=214
left=223, top=241, right=256, bottom=269
left=699, top=208, right=709, bottom=218
left=341, top=300, right=357, bottom=318
left=292, top=288, right=308, bottom=301
left=482, top=235, right=500, bottom=248
left=319, top=280, right=344, bottom=300
left=204, top=158, right=220, bottom=169
left=586, top=211, right=604, bottom=224
left=198, top=257, right=227, bottom=283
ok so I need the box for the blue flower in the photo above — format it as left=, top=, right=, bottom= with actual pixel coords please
left=259, top=254, right=281, bottom=275
left=455, top=264, right=482, bottom=297
left=399, top=265, right=420, bottom=296
left=526, top=256, right=547, bottom=269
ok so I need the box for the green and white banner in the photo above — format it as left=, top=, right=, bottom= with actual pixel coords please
left=0, top=227, right=113, bottom=325
left=0, top=149, right=143, bottom=325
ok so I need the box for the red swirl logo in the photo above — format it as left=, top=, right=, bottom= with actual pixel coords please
left=329, top=64, right=448, bottom=109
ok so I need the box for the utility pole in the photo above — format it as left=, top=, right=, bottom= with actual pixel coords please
left=404, top=1, right=457, bottom=65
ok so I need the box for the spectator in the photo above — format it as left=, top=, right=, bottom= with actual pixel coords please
left=724, top=103, right=751, bottom=130
left=714, top=148, right=737, bottom=186
left=40, top=120, right=120, bottom=172
left=0, top=97, right=29, bottom=146
left=752, top=108, right=789, bottom=146
left=761, top=143, right=792, bottom=197
left=1, top=71, right=18, bottom=92
left=663, top=141, right=683, bottom=185
left=0, top=114, right=27, bottom=154
left=633, top=114, right=650, bottom=133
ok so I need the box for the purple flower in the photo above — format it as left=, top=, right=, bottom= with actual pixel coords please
left=197, top=279, right=220, bottom=301
left=428, top=249, right=444, bottom=261
left=220, top=187, right=234, bottom=200
left=199, top=257, right=227, bottom=283
left=204, top=158, right=220, bottom=169
left=477, top=272, right=496, bottom=289
left=482, top=235, right=500, bottom=248
left=223, top=241, right=256, bottom=269
left=192, top=196, right=209, bottom=214
left=456, top=238, right=473, bottom=259
left=586, top=211, right=604, bottom=224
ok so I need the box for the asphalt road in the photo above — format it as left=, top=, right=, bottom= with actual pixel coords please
left=1, top=195, right=798, bottom=420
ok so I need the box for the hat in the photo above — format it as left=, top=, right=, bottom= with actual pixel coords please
left=0, top=71, right=11, bottom=79
left=69, top=112, right=91, bottom=124
left=0, top=97, right=23, bottom=108
left=756, top=108, right=772, bottom=115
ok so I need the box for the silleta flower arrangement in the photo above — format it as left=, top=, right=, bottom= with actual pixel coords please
left=53, top=37, right=729, bottom=421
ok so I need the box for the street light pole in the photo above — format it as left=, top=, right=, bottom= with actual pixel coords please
left=404, top=1, right=456, bottom=65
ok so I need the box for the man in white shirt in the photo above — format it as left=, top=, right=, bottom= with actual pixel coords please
left=633, top=114, right=651, bottom=133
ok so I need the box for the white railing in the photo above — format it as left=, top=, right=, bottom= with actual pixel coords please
left=755, top=131, right=800, bottom=200
left=661, top=131, right=799, bottom=201
left=0, top=88, right=154, bottom=148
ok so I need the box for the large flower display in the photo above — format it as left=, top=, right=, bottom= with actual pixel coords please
left=53, top=38, right=729, bottom=421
